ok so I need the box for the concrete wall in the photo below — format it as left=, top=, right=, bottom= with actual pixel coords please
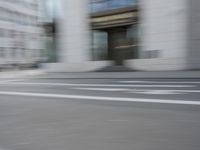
left=187, top=0, right=200, bottom=69
left=59, top=0, right=91, bottom=63
left=129, top=0, right=189, bottom=71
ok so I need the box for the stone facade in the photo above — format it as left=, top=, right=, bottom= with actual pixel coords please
left=0, top=0, right=45, bottom=68
left=46, top=0, right=200, bottom=72
left=127, top=0, right=200, bottom=71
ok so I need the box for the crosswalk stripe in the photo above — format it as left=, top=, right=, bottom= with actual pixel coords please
left=127, top=90, right=183, bottom=95
left=0, top=79, right=28, bottom=83
left=118, top=81, right=147, bottom=83
left=0, top=91, right=199, bottom=105
left=73, top=88, right=200, bottom=94
left=119, top=81, right=200, bottom=84
left=74, top=88, right=127, bottom=91
left=0, top=82, right=196, bottom=88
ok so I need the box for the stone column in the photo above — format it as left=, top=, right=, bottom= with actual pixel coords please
left=187, top=0, right=200, bottom=69
left=136, top=0, right=189, bottom=70
left=45, top=0, right=113, bottom=72
left=59, top=0, right=91, bottom=63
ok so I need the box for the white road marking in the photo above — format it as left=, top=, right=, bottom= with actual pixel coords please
left=74, top=87, right=127, bottom=91
left=118, top=81, right=147, bottom=83
left=0, top=79, right=28, bottom=83
left=0, top=82, right=195, bottom=88
left=131, top=89, right=200, bottom=93
left=119, top=81, right=200, bottom=84
left=127, top=90, right=183, bottom=95
left=0, top=91, right=199, bottom=105
left=73, top=88, right=200, bottom=95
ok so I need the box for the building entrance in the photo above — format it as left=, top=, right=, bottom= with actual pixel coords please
left=108, top=27, right=130, bottom=65
left=92, top=25, right=137, bottom=65
left=90, top=5, right=138, bottom=66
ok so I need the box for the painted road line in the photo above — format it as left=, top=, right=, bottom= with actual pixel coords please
left=74, top=87, right=127, bottom=91
left=0, top=79, right=28, bottom=83
left=127, top=90, right=183, bottom=95
left=0, top=91, right=200, bottom=105
left=73, top=88, right=181, bottom=94
left=117, top=81, right=147, bottom=83
left=0, top=82, right=196, bottom=88
left=73, top=88, right=200, bottom=94
left=128, top=89, right=200, bottom=93
left=119, top=81, right=200, bottom=84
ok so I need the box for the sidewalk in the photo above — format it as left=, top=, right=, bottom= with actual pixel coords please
left=39, top=70, right=200, bottom=79
left=0, top=69, right=45, bottom=79
left=0, top=69, right=200, bottom=79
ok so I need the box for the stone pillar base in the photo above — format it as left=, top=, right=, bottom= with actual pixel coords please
left=42, top=61, right=112, bottom=72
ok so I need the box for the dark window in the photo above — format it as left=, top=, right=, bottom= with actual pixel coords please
left=91, top=0, right=137, bottom=13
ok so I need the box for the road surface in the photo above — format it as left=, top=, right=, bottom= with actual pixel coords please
left=0, top=77, right=199, bottom=150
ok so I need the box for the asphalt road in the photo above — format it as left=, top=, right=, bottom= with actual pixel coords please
left=0, top=77, right=200, bottom=150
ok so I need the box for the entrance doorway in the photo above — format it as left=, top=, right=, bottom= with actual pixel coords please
left=91, top=26, right=137, bottom=65
left=108, top=27, right=130, bottom=65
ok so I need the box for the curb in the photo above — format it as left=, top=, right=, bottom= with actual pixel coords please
left=0, top=69, right=46, bottom=79
left=37, top=71, right=200, bottom=79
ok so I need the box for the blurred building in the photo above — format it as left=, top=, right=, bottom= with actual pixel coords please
left=45, top=0, right=200, bottom=72
left=0, top=0, right=45, bottom=69
left=138, top=0, right=200, bottom=70
left=90, top=0, right=138, bottom=65
left=39, top=0, right=60, bottom=63
left=47, top=0, right=139, bottom=72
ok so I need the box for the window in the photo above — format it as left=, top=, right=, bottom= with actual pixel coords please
left=91, top=0, right=137, bottom=13
left=91, top=30, right=108, bottom=60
